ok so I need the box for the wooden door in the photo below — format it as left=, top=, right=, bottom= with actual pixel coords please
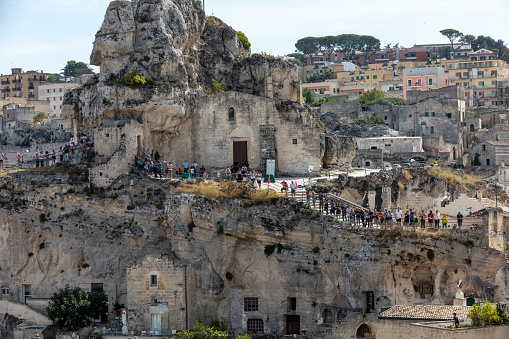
left=286, top=315, right=300, bottom=335
left=233, top=141, right=248, bottom=167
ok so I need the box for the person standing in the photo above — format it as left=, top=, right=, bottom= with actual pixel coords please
left=427, top=210, right=434, bottom=229
left=312, top=192, right=317, bottom=209
left=182, top=160, right=189, bottom=173
left=442, top=214, right=448, bottom=228
left=306, top=190, right=311, bottom=207
left=395, top=207, right=403, bottom=228
left=256, top=171, right=262, bottom=188
left=434, top=210, right=441, bottom=229
left=324, top=199, right=329, bottom=216
left=0, top=150, right=5, bottom=170
left=456, top=212, right=463, bottom=229
left=419, top=210, right=426, bottom=229
left=318, top=193, right=324, bottom=213
left=289, top=181, right=296, bottom=198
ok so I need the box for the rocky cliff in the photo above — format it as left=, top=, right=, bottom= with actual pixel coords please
left=0, top=168, right=507, bottom=334
left=63, top=0, right=300, bottom=143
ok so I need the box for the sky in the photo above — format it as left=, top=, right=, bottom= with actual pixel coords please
left=0, top=0, right=508, bottom=75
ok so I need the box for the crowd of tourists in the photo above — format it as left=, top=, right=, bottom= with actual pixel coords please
left=292, top=191, right=472, bottom=230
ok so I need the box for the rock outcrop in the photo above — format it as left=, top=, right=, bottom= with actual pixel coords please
left=0, top=171, right=507, bottom=335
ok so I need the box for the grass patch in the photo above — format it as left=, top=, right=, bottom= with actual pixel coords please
left=428, top=168, right=480, bottom=188
left=174, top=182, right=283, bottom=202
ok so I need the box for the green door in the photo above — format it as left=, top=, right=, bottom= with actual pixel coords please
left=152, top=313, right=161, bottom=335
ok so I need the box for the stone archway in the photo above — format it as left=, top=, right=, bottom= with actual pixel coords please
left=356, top=324, right=371, bottom=338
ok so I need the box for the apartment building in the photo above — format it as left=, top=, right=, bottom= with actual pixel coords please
left=402, top=67, right=449, bottom=100
left=0, top=68, right=47, bottom=100
left=448, top=49, right=509, bottom=107
left=38, top=83, right=78, bottom=118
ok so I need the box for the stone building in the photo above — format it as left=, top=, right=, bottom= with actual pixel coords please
left=356, top=137, right=422, bottom=154
left=190, top=92, right=321, bottom=175
left=89, top=120, right=143, bottom=188
left=470, top=140, right=509, bottom=166
left=126, top=255, right=186, bottom=335
left=1, top=103, right=36, bottom=131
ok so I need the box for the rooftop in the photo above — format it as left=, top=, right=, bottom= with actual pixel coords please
left=379, top=305, right=471, bottom=321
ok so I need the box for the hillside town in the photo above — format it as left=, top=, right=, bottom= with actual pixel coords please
left=0, top=1, right=508, bottom=339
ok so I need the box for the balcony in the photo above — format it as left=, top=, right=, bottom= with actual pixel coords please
left=12, top=79, right=21, bottom=84
left=28, top=93, right=35, bottom=98
left=408, top=83, right=423, bottom=87
left=1, top=80, right=10, bottom=85
left=13, top=87, right=21, bottom=91
left=1, top=88, right=10, bottom=93
left=28, top=85, right=34, bottom=89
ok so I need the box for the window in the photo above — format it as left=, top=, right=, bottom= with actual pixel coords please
left=409, top=114, right=412, bottom=118
left=247, top=319, right=263, bottom=334
left=59, top=88, right=63, bottom=92
left=150, top=275, right=158, bottom=287
left=373, top=75, right=377, bottom=79
left=430, top=126, right=435, bottom=135
left=288, top=298, right=296, bottom=311
left=244, top=297, right=259, bottom=312
left=366, top=76, right=370, bottom=80
left=1, top=287, right=9, bottom=295
left=446, top=113, right=452, bottom=119
left=486, top=159, right=490, bottom=166
left=384, top=116, right=387, bottom=120
left=151, top=296, right=158, bottom=305
left=228, top=107, right=235, bottom=122
left=46, top=89, right=49, bottom=93
left=428, top=79, right=433, bottom=85
left=322, top=309, right=333, bottom=324
left=482, top=145, right=486, bottom=151
left=407, top=80, right=412, bottom=87
left=363, top=291, right=375, bottom=313
left=292, top=139, right=298, bottom=145
left=53, top=89, right=56, bottom=92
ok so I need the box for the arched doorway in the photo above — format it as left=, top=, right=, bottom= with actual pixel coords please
left=470, top=124, right=475, bottom=132
left=356, top=324, right=371, bottom=338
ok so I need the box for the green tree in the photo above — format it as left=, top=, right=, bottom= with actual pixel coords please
left=460, top=34, right=476, bottom=45
left=437, top=46, right=452, bottom=60
left=440, top=29, right=463, bottom=59
left=501, top=50, right=509, bottom=63
left=236, top=31, right=251, bottom=52
left=288, top=58, right=303, bottom=66
left=357, top=88, right=386, bottom=105
left=318, top=36, right=339, bottom=59
left=302, top=88, right=314, bottom=105
left=47, top=73, right=61, bottom=81
left=337, top=34, right=360, bottom=61
left=61, top=60, right=94, bottom=77
left=295, top=37, right=320, bottom=57
left=467, top=301, right=502, bottom=327
left=358, top=35, right=381, bottom=65
left=33, top=112, right=46, bottom=124
left=287, top=53, right=305, bottom=64
left=46, top=285, right=107, bottom=330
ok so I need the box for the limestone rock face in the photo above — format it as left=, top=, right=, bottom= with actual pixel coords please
left=91, top=0, right=205, bottom=87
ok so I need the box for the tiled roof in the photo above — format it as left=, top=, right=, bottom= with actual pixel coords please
left=379, top=305, right=471, bottom=320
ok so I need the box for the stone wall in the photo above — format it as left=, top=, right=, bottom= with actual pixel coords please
left=356, top=137, right=422, bottom=154
left=126, top=255, right=186, bottom=334
left=406, top=86, right=466, bottom=105
left=90, top=120, right=143, bottom=188
left=0, top=300, right=51, bottom=326
left=190, top=92, right=321, bottom=175
left=329, top=316, right=509, bottom=339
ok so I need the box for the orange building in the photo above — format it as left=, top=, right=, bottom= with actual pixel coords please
left=402, top=67, right=448, bottom=100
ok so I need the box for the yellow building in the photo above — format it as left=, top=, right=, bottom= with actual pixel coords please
left=0, top=68, right=48, bottom=101
left=447, top=49, right=509, bottom=107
